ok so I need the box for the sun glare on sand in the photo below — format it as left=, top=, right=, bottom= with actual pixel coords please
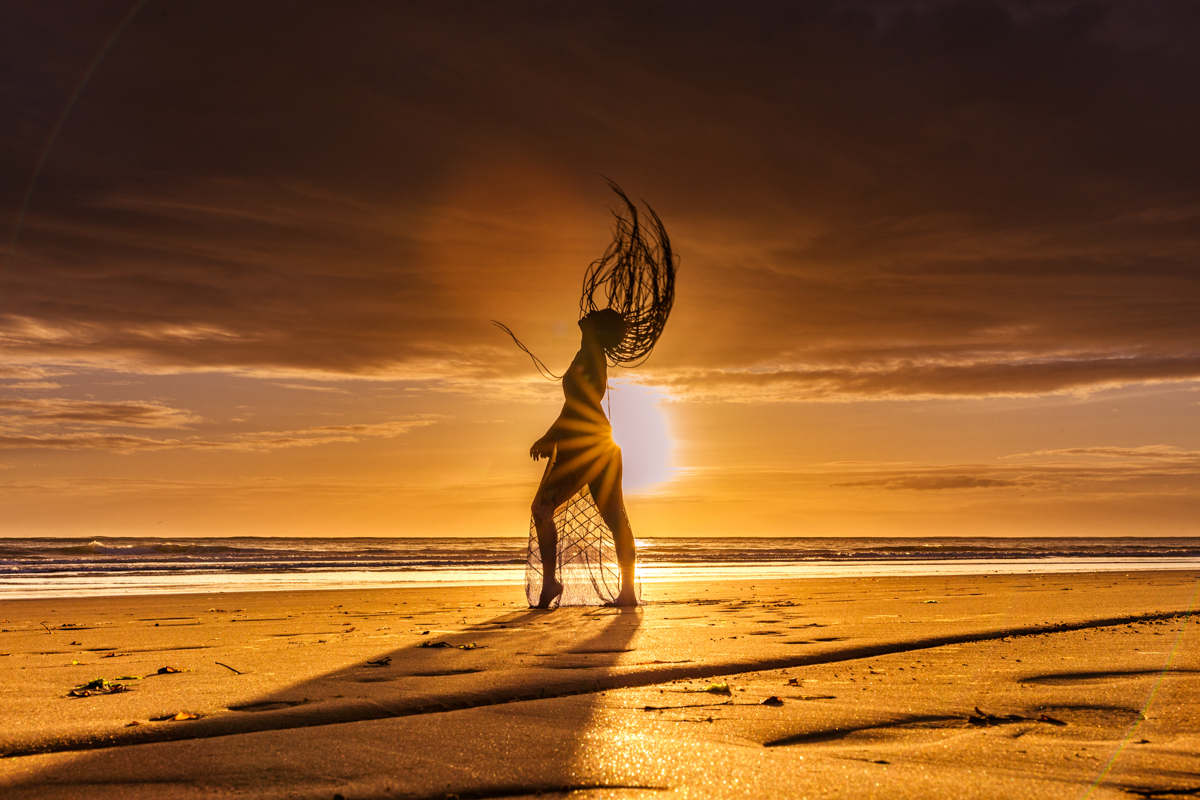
left=608, top=380, right=675, bottom=493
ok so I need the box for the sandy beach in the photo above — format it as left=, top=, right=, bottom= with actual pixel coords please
left=1, top=571, right=1197, bottom=799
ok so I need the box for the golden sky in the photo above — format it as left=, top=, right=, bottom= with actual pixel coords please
left=3, top=1, right=1200, bottom=538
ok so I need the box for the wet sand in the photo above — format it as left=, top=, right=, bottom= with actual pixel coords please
left=1, top=571, right=1197, bottom=799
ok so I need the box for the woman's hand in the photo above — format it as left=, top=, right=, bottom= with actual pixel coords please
left=530, top=436, right=556, bottom=461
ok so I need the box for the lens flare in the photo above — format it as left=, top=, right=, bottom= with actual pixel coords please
left=607, top=380, right=674, bottom=493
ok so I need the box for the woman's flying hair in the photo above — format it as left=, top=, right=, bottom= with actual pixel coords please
left=581, top=181, right=677, bottom=367
left=493, top=181, right=676, bottom=378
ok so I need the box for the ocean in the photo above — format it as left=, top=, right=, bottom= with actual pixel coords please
left=2, top=536, right=1198, bottom=599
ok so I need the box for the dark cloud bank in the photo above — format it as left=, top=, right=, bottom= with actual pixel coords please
left=3, top=1, right=1199, bottom=399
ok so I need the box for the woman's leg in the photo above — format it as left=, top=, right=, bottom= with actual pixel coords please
left=589, top=446, right=637, bottom=605
left=530, top=464, right=586, bottom=608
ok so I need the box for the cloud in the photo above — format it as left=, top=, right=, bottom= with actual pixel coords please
left=3, top=1, right=1200, bottom=401
left=0, top=416, right=439, bottom=452
left=0, top=365, right=65, bottom=380
left=833, top=475, right=1022, bottom=491
left=0, top=474, right=529, bottom=508
left=648, top=353, right=1200, bottom=402
left=236, top=419, right=440, bottom=442
left=1004, top=445, right=1199, bottom=461
left=0, top=433, right=203, bottom=451
left=0, top=397, right=200, bottom=427
left=271, top=383, right=349, bottom=394
left=815, top=446, right=1200, bottom=493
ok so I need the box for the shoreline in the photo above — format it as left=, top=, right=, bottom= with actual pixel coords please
left=2, top=572, right=1198, bottom=798
left=6, top=557, right=1199, bottom=600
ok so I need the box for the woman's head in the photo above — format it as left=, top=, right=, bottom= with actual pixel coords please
left=580, top=308, right=628, bottom=351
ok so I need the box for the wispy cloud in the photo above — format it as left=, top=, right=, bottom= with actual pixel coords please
left=271, top=383, right=350, bottom=394
left=0, top=365, right=65, bottom=380
left=833, top=475, right=1023, bottom=491
left=0, top=416, right=439, bottom=452
left=0, top=398, right=201, bottom=428
left=647, top=354, right=1200, bottom=403
left=1003, top=445, right=1199, bottom=462
left=668, top=444, right=1200, bottom=498
left=0, top=474, right=528, bottom=506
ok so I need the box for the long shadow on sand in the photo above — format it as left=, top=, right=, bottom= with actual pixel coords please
left=10, top=605, right=651, bottom=797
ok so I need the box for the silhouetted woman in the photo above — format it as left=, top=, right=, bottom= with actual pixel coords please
left=496, top=183, right=676, bottom=608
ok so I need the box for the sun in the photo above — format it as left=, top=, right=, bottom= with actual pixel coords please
left=607, top=380, right=675, bottom=493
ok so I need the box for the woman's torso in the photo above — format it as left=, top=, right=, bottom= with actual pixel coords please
left=557, top=348, right=610, bottom=437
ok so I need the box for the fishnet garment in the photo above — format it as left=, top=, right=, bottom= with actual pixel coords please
left=526, top=486, right=639, bottom=608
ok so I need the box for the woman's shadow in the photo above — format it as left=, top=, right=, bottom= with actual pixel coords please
left=11, top=603, right=647, bottom=797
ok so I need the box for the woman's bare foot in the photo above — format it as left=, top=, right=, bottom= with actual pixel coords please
left=607, top=585, right=638, bottom=606
left=535, top=578, right=563, bottom=609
